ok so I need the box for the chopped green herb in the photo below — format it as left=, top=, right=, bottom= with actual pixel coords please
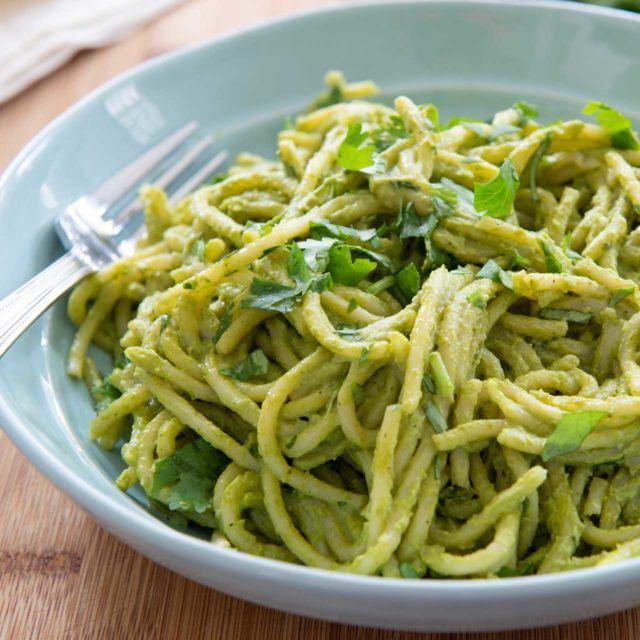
left=513, top=101, right=539, bottom=121
left=474, top=159, right=519, bottom=219
left=529, top=133, right=552, bottom=204
left=583, top=101, right=639, bottom=150
left=509, top=249, right=532, bottom=270
left=242, top=278, right=300, bottom=313
left=372, top=115, right=409, bottom=152
left=159, top=314, right=169, bottom=333
left=396, top=200, right=435, bottom=239
left=183, top=281, right=194, bottom=290
left=488, top=123, right=521, bottom=141
left=425, top=400, right=448, bottom=434
left=539, top=308, right=593, bottom=324
left=352, top=382, right=365, bottom=406
left=542, top=411, right=609, bottom=461
left=610, top=287, right=635, bottom=306
left=399, top=562, right=419, bottom=579
left=220, top=349, right=270, bottom=381
left=296, top=238, right=335, bottom=272
left=467, top=291, right=486, bottom=309
left=394, top=263, right=420, bottom=305
left=91, top=380, right=121, bottom=411
left=476, top=259, right=513, bottom=290
left=190, top=238, right=205, bottom=261
left=311, top=84, right=343, bottom=110
left=445, top=116, right=484, bottom=130
left=538, top=239, right=563, bottom=274
left=287, top=243, right=312, bottom=283
left=561, top=233, right=582, bottom=262
left=440, top=178, right=477, bottom=216
left=213, top=307, right=233, bottom=343
left=310, top=220, right=376, bottom=243
left=347, top=298, right=358, bottom=313
left=337, top=122, right=375, bottom=171
left=152, top=438, right=229, bottom=513
left=450, top=266, right=472, bottom=275
left=422, top=374, right=436, bottom=394
left=462, top=121, right=489, bottom=138
left=429, top=352, right=454, bottom=400
left=209, top=173, right=228, bottom=185
left=359, top=347, right=370, bottom=364
left=336, top=326, right=362, bottom=341
left=328, top=245, right=376, bottom=286
left=497, top=562, right=534, bottom=578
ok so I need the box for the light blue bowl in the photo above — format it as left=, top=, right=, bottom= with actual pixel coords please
left=1, top=1, right=639, bottom=631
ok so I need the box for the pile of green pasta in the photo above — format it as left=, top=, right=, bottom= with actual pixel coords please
left=67, top=72, right=640, bottom=578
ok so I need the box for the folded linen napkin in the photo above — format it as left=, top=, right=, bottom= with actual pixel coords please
left=0, top=0, right=187, bottom=104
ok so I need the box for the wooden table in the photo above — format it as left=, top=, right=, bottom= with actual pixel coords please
left=1, top=1, right=639, bottom=638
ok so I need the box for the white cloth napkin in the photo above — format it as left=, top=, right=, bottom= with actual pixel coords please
left=0, top=0, right=187, bottom=104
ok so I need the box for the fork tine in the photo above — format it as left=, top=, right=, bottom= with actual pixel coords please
left=115, top=148, right=228, bottom=256
left=169, top=150, right=229, bottom=204
left=109, top=134, right=217, bottom=230
left=90, top=121, right=198, bottom=208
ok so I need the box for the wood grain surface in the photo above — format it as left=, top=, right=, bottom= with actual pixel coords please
left=1, top=1, right=640, bottom=638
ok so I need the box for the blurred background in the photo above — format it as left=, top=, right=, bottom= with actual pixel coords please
left=0, top=0, right=637, bottom=107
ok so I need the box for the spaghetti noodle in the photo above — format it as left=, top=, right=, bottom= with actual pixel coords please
left=67, top=71, right=640, bottom=578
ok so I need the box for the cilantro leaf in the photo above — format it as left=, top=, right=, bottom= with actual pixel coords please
left=372, top=115, right=409, bottom=152
left=529, top=133, right=552, bottom=204
left=328, top=245, right=376, bottom=286
left=152, top=438, right=229, bottom=513
left=242, top=278, right=300, bottom=313
left=476, top=259, right=513, bottom=290
left=539, top=308, right=593, bottom=324
left=496, top=563, right=534, bottom=578
left=513, top=101, right=539, bottom=121
left=538, top=239, right=563, bottom=274
left=583, top=101, right=639, bottom=150
left=220, top=349, right=270, bottom=381
left=610, top=287, right=635, bottom=306
left=399, top=562, right=419, bottom=579
left=488, top=123, right=521, bottom=141
left=439, top=178, right=477, bottom=216
left=337, top=123, right=375, bottom=171
left=425, top=400, right=448, bottom=434
left=562, top=234, right=582, bottom=262
left=296, top=238, right=336, bottom=272
left=474, top=159, right=519, bottom=219
left=213, top=307, right=233, bottom=343
left=91, top=380, right=121, bottom=411
left=310, top=221, right=376, bottom=243
left=542, top=411, right=609, bottom=461
left=509, top=249, right=532, bottom=270
left=394, top=263, right=420, bottom=305
left=287, top=242, right=312, bottom=283
left=347, top=298, right=358, bottom=313
left=190, top=238, right=205, bottom=261
left=445, top=116, right=484, bottom=130
left=396, top=200, right=435, bottom=239
left=311, top=84, right=343, bottom=110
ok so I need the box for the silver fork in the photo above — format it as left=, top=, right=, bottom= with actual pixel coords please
left=0, top=123, right=227, bottom=358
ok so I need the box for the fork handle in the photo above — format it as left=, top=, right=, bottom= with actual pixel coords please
left=0, top=252, right=94, bottom=358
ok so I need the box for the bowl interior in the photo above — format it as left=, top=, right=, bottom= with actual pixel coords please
left=2, top=0, right=640, bottom=631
